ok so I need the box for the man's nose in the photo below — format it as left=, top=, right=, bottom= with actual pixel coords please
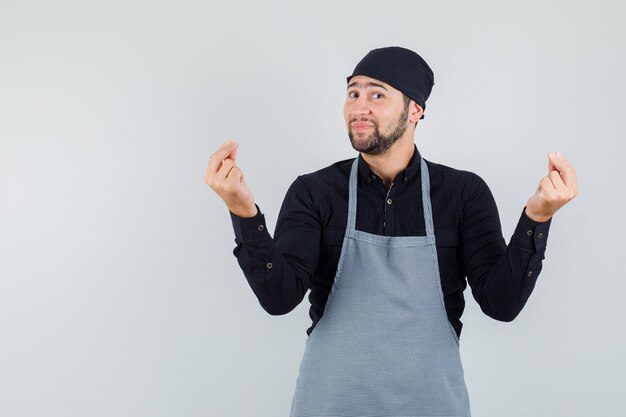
left=350, top=95, right=371, bottom=115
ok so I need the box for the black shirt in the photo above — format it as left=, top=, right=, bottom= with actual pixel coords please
left=229, top=144, right=552, bottom=339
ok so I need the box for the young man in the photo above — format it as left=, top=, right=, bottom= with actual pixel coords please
left=205, top=46, right=578, bottom=416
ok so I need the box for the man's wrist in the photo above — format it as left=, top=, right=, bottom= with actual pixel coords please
left=524, top=207, right=552, bottom=223
left=229, top=203, right=258, bottom=219
left=229, top=203, right=264, bottom=244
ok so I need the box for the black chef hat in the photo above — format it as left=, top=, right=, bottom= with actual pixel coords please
left=346, top=46, right=435, bottom=120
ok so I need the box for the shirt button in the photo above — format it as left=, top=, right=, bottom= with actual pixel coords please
left=257, top=224, right=264, bottom=231
left=527, top=270, right=533, bottom=277
left=527, top=229, right=533, bottom=236
left=266, top=262, right=273, bottom=269
left=538, top=232, right=544, bottom=238
left=387, top=198, right=392, bottom=205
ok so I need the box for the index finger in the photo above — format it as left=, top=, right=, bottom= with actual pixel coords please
left=550, top=152, right=577, bottom=189
left=208, top=140, right=239, bottom=173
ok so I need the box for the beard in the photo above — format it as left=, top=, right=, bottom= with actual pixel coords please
left=348, top=105, right=409, bottom=155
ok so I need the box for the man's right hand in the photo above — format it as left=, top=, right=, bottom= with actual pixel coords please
left=204, top=140, right=257, bottom=218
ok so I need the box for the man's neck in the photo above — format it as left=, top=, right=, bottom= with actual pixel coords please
left=360, top=137, right=415, bottom=188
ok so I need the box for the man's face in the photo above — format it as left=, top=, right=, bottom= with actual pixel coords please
left=343, top=75, right=414, bottom=155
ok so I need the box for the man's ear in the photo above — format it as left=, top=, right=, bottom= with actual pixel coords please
left=410, top=101, right=424, bottom=124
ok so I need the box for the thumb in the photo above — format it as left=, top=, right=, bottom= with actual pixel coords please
left=548, top=151, right=557, bottom=174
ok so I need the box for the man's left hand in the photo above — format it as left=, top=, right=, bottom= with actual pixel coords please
left=525, top=151, right=579, bottom=222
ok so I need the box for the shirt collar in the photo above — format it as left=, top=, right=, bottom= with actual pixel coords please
left=357, top=143, right=422, bottom=185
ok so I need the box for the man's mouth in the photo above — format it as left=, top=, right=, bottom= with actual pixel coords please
left=352, top=122, right=373, bottom=132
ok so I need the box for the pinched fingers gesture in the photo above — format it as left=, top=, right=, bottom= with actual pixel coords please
left=525, top=151, right=578, bottom=222
left=205, top=140, right=257, bottom=217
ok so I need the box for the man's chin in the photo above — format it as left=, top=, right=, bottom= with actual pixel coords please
left=349, top=142, right=378, bottom=154
left=349, top=133, right=374, bottom=145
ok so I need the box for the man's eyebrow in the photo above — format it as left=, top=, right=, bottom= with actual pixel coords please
left=347, top=81, right=388, bottom=91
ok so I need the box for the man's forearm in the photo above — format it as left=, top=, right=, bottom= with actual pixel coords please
left=468, top=206, right=552, bottom=321
left=229, top=204, right=311, bottom=315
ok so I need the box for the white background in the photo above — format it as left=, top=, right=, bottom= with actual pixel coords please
left=1, top=1, right=624, bottom=416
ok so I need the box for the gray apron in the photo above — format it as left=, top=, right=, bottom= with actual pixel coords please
left=289, top=154, right=472, bottom=416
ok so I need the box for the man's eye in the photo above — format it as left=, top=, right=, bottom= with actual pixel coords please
left=347, top=91, right=383, bottom=99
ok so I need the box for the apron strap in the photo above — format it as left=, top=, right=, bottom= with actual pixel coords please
left=420, top=157, right=435, bottom=238
left=346, top=156, right=359, bottom=239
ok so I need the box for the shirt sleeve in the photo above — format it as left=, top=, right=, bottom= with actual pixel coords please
left=461, top=173, right=552, bottom=321
left=228, top=175, right=321, bottom=315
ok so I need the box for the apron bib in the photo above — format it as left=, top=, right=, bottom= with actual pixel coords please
left=290, top=154, right=471, bottom=417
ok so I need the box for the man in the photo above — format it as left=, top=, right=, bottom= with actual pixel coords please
left=205, top=46, right=578, bottom=416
